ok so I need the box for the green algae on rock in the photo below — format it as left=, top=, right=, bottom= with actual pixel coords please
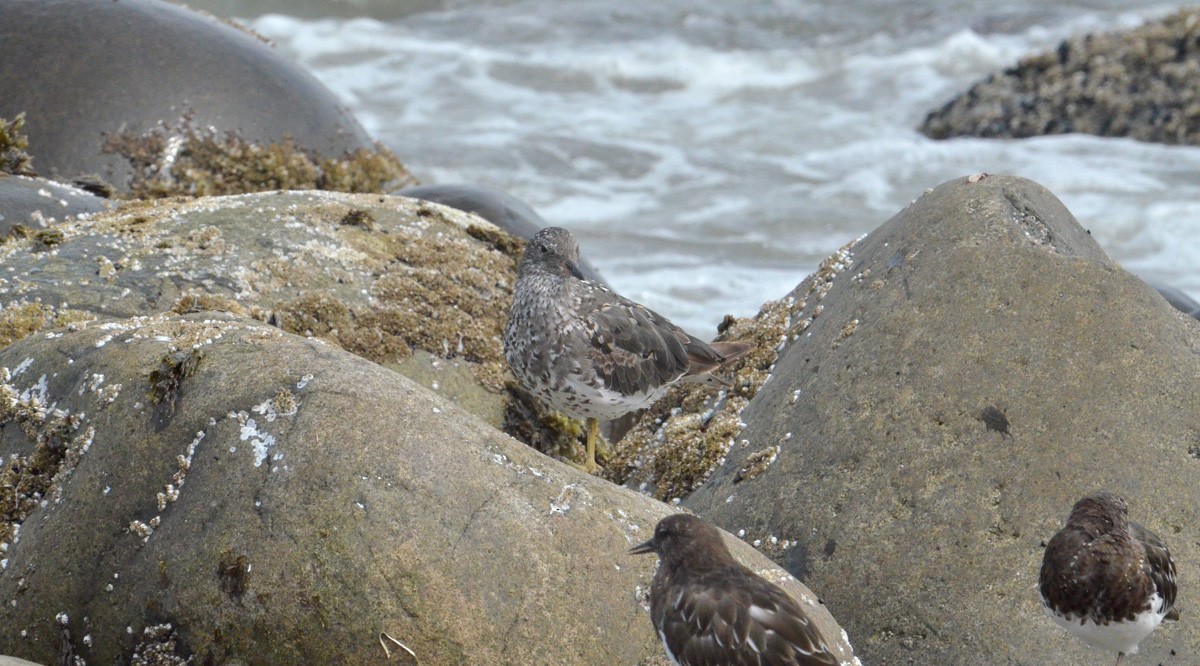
left=0, top=191, right=519, bottom=427
left=0, top=115, right=34, bottom=177
left=604, top=239, right=859, bottom=501
left=103, top=119, right=416, bottom=199
left=0, top=304, right=94, bottom=350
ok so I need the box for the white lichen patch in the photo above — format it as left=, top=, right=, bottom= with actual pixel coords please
left=605, top=507, right=646, bottom=545
left=482, top=445, right=550, bottom=481
left=10, top=357, right=34, bottom=378
left=232, top=411, right=277, bottom=468
left=549, top=483, right=592, bottom=516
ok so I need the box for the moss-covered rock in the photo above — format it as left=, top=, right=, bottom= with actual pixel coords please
left=0, top=311, right=858, bottom=666
left=104, top=119, right=414, bottom=199
left=0, top=191, right=517, bottom=428
left=922, top=9, right=1200, bottom=144
left=395, top=184, right=607, bottom=284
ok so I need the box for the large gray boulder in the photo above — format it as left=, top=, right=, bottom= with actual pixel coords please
left=0, top=311, right=858, bottom=665
left=0, top=0, right=381, bottom=189
left=683, top=174, right=1199, bottom=664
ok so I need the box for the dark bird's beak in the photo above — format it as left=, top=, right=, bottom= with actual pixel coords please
left=628, top=537, right=656, bottom=555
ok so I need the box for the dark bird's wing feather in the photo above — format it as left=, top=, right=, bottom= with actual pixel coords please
left=1131, top=521, right=1178, bottom=617
left=585, top=297, right=723, bottom=396
left=658, top=568, right=839, bottom=666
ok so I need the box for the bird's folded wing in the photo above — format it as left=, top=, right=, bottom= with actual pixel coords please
left=585, top=302, right=693, bottom=395
left=660, top=574, right=839, bottom=666
left=1133, top=522, right=1178, bottom=613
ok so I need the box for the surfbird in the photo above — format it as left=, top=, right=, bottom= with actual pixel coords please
left=1039, top=492, right=1179, bottom=666
left=503, top=226, right=751, bottom=473
left=629, top=514, right=839, bottom=665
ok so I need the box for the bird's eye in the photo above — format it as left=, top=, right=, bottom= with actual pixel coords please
left=539, top=243, right=550, bottom=254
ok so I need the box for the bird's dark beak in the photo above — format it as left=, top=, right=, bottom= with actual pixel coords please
left=564, top=259, right=587, bottom=281
left=628, top=537, right=656, bottom=555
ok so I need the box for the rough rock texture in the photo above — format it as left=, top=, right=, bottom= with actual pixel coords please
left=922, top=10, right=1200, bottom=144
left=683, top=174, right=1200, bottom=664
left=0, top=175, right=112, bottom=235
left=0, top=0, right=387, bottom=189
left=0, top=191, right=519, bottom=428
left=0, top=312, right=858, bottom=666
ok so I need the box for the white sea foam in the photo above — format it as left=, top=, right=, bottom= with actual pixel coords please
left=233, top=0, right=1198, bottom=331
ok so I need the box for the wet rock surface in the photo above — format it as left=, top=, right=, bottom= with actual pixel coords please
left=922, top=9, right=1200, bottom=145
left=0, top=0, right=381, bottom=189
left=682, top=174, right=1200, bottom=664
left=0, top=175, right=112, bottom=235
left=0, top=312, right=857, bottom=666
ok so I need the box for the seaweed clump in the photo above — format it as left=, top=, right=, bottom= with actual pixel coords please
left=0, top=113, right=35, bottom=176
left=103, top=117, right=417, bottom=199
left=604, top=239, right=859, bottom=501
left=503, top=380, right=588, bottom=463
left=0, top=381, right=93, bottom=554
left=271, top=205, right=525, bottom=392
left=0, top=303, right=94, bottom=349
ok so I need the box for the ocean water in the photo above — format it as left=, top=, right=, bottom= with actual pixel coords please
left=198, top=0, right=1196, bottom=333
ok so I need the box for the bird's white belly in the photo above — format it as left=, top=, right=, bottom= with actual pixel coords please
left=1043, top=593, right=1167, bottom=655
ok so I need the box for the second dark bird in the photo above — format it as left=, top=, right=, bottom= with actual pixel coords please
left=1039, top=491, right=1178, bottom=666
left=630, top=513, right=840, bottom=665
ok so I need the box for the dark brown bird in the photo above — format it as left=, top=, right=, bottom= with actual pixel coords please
left=503, top=227, right=752, bottom=473
left=1039, top=492, right=1178, bottom=666
left=630, top=514, right=840, bottom=666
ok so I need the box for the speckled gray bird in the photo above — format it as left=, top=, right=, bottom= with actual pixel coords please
left=503, top=226, right=752, bottom=473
